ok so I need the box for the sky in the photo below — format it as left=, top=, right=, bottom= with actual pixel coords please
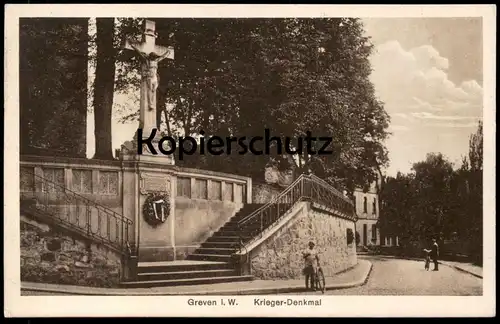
left=362, top=18, right=483, bottom=176
left=86, top=18, right=484, bottom=177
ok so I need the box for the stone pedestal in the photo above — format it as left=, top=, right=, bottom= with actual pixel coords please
left=120, top=131, right=175, bottom=165
left=119, top=139, right=177, bottom=264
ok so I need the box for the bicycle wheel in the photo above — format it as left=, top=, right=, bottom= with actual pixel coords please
left=316, top=268, right=326, bottom=293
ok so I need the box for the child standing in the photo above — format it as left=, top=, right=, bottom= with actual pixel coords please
left=423, top=249, right=431, bottom=271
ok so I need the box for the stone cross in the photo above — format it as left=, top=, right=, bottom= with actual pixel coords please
left=124, top=19, right=174, bottom=138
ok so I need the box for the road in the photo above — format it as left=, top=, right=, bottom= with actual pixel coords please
left=287, top=256, right=483, bottom=296
left=21, top=256, right=482, bottom=296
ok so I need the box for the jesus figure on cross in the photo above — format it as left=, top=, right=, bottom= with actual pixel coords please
left=129, top=43, right=171, bottom=111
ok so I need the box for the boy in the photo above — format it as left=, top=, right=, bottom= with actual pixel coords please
left=423, top=249, right=431, bottom=271
left=303, top=241, right=320, bottom=291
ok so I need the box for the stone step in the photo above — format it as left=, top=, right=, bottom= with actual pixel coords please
left=137, top=261, right=232, bottom=274
left=219, top=226, right=261, bottom=233
left=193, top=247, right=236, bottom=255
left=212, top=230, right=241, bottom=237
left=206, top=236, right=240, bottom=243
left=220, top=219, right=264, bottom=227
left=121, top=275, right=254, bottom=288
left=137, top=269, right=238, bottom=281
left=187, top=253, right=233, bottom=262
left=201, top=241, right=240, bottom=249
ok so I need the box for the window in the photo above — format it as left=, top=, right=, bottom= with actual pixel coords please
left=42, top=168, right=64, bottom=192
left=363, top=197, right=367, bottom=213
left=72, top=169, right=92, bottom=193
left=371, top=224, right=377, bottom=242
left=177, top=177, right=191, bottom=197
left=362, top=224, right=367, bottom=245
left=372, top=198, right=377, bottom=215
left=98, top=171, right=118, bottom=195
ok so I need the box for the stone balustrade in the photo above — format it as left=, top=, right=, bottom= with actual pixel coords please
left=20, top=155, right=253, bottom=262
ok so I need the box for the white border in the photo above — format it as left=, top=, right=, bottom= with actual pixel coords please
left=4, top=4, right=496, bottom=318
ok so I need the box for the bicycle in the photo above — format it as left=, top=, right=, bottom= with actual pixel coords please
left=315, top=266, right=326, bottom=294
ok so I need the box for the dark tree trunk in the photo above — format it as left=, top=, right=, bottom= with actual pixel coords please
left=93, top=18, right=116, bottom=160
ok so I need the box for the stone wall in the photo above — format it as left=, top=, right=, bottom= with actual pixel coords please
left=173, top=198, right=242, bottom=260
left=138, top=198, right=242, bottom=262
left=250, top=203, right=357, bottom=279
left=20, top=215, right=122, bottom=288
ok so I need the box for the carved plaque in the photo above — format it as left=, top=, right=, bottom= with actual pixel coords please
left=140, top=173, right=171, bottom=195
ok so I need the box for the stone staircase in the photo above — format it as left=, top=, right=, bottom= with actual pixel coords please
left=122, top=202, right=294, bottom=288
left=120, top=260, right=254, bottom=288
left=186, top=203, right=265, bottom=262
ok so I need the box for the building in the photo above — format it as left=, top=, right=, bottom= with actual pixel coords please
left=354, top=180, right=381, bottom=246
left=353, top=173, right=399, bottom=247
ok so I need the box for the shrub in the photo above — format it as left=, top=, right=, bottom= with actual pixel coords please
left=346, top=228, right=355, bottom=245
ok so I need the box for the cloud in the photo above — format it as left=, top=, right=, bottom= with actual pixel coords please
left=410, top=45, right=449, bottom=70
left=370, top=40, right=483, bottom=122
left=410, top=112, right=480, bottom=121
left=368, top=40, right=483, bottom=176
left=425, top=122, right=481, bottom=128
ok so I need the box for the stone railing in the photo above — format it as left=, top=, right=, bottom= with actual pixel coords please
left=174, top=166, right=252, bottom=204
left=20, top=156, right=123, bottom=210
left=20, top=156, right=131, bottom=255
left=20, top=155, right=253, bottom=263
left=20, top=155, right=252, bottom=209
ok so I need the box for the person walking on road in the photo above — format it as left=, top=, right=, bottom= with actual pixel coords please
left=430, top=238, right=439, bottom=271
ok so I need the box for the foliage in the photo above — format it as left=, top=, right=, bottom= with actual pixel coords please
left=346, top=228, right=355, bottom=245
left=112, top=18, right=389, bottom=191
left=21, top=18, right=390, bottom=191
left=469, top=120, right=483, bottom=172
left=378, top=122, right=483, bottom=262
left=19, top=18, right=89, bottom=157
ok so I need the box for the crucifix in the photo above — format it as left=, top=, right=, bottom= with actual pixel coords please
left=124, top=19, right=174, bottom=137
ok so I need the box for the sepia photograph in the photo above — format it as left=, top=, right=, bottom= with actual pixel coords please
left=4, top=4, right=496, bottom=318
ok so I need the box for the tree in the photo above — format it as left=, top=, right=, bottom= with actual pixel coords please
left=113, top=18, right=389, bottom=191
left=469, top=120, right=483, bottom=172
left=20, top=18, right=89, bottom=158
left=412, top=153, right=454, bottom=240
left=379, top=172, right=415, bottom=244
left=466, top=121, right=483, bottom=263
left=92, top=18, right=116, bottom=160
left=379, top=137, right=483, bottom=262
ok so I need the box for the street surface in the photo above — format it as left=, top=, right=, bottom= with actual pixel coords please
left=288, top=256, right=482, bottom=296
left=21, top=256, right=482, bottom=296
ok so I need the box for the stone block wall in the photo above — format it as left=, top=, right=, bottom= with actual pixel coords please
left=250, top=203, right=357, bottom=279
left=20, top=215, right=122, bottom=288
